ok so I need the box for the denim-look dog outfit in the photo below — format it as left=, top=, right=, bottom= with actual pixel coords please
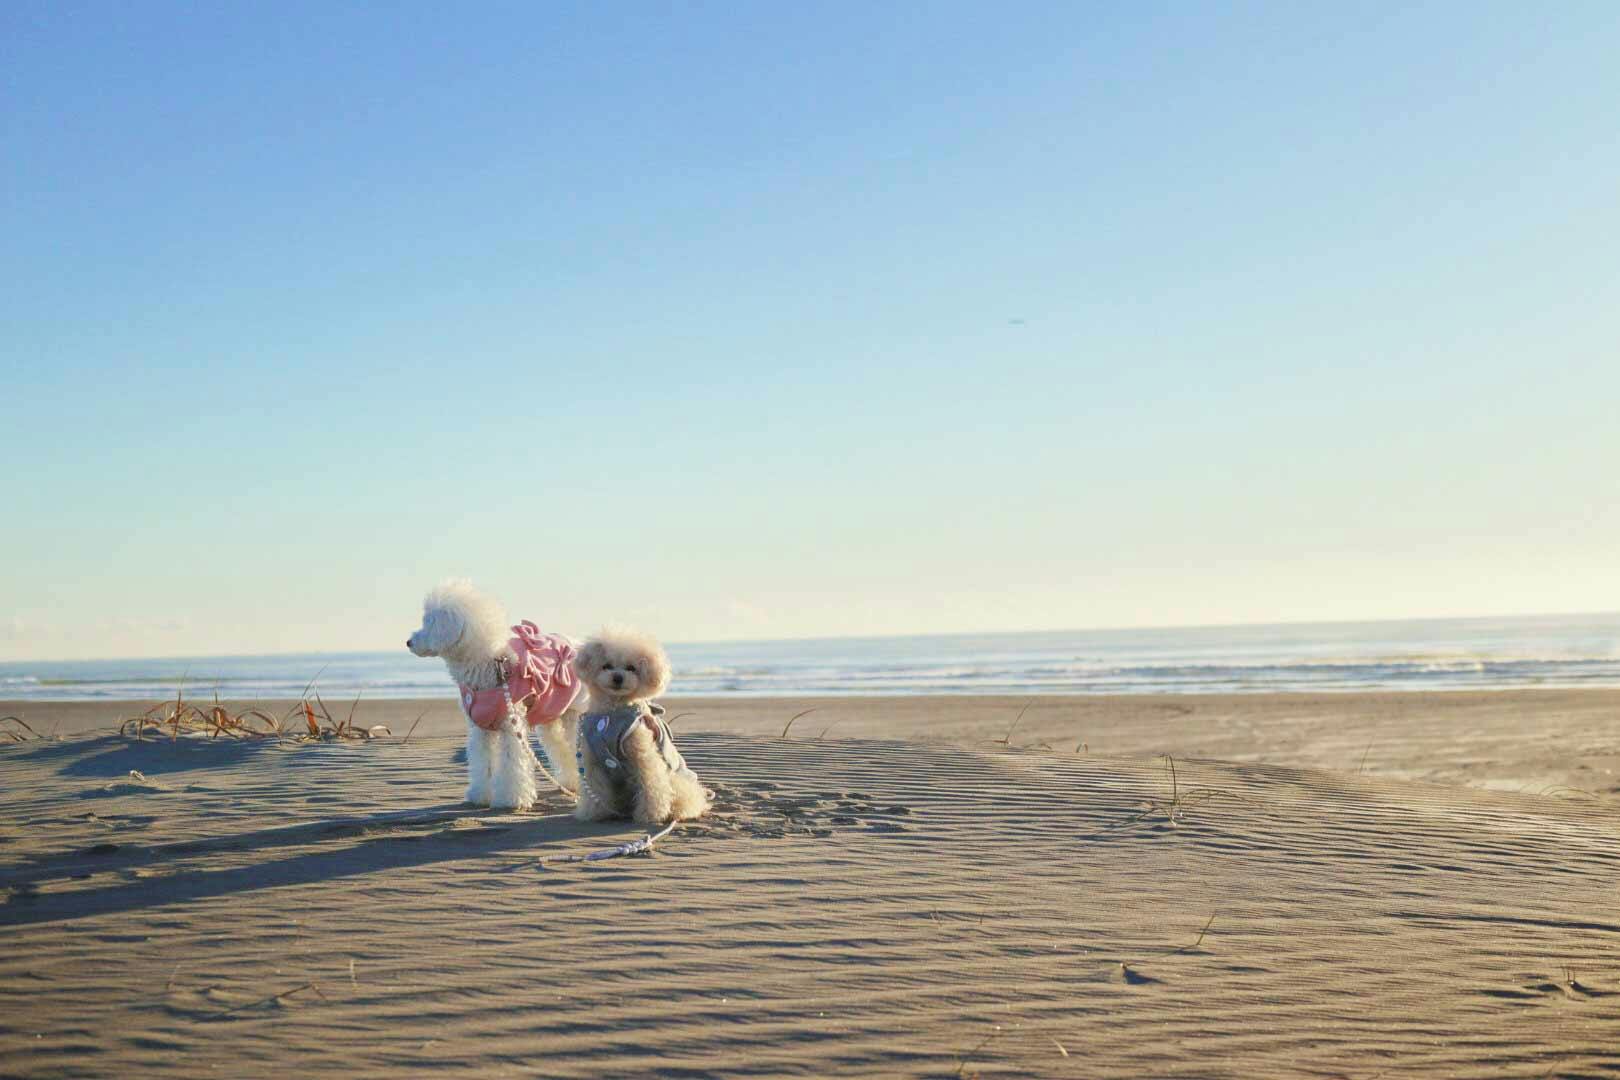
left=578, top=703, right=697, bottom=815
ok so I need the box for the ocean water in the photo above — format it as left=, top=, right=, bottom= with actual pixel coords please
left=3, top=613, right=1619, bottom=702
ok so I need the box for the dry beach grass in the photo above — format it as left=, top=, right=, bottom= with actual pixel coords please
left=2, top=691, right=1619, bottom=1077
left=118, top=694, right=394, bottom=744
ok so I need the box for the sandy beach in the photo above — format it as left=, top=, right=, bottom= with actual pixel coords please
left=12, top=0, right=1620, bottom=1075
left=4, top=691, right=1619, bottom=1077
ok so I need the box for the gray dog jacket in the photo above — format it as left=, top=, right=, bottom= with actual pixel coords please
left=580, top=703, right=695, bottom=810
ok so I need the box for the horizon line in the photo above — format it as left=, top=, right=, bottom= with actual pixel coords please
left=5, top=607, right=1617, bottom=667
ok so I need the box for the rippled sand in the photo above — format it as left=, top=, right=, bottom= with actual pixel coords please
left=3, top=693, right=1618, bottom=1077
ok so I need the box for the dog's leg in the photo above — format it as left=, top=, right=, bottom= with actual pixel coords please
left=515, top=729, right=542, bottom=811
left=622, top=725, right=674, bottom=825
left=573, top=727, right=617, bottom=822
left=464, top=719, right=493, bottom=806
left=489, top=720, right=539, bottom=811
left=573, top=757, right=617, bottom=821
left=533, top=713, right=580, bottom=796
left=659, top=738, right=711, bottom=820
left=666, top=766, right=712, bottom=821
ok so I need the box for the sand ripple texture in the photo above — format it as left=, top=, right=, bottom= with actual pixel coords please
left=2, top=730, right=1619, bottom=1078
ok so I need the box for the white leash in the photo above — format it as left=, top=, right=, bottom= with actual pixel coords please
left=501, top=675, right=577, bottom=799
left=574, top=712, right=608, bottom=811
left=551, top=820, right=679, bottom=864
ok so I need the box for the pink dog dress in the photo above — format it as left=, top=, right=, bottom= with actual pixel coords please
left=459, top=621, right=582, bottom=732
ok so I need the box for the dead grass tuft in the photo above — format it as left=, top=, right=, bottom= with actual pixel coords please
left=780, top=707, right=819, bottom=738
left=953, top=1027, right=1001, bottom=1078
left=205, top=980, right=329, bottom=1021
left=1, top=715, right=47, bottom=742
left=1166, top=911, right=1218, bottom=955
left=401, top=710, right=430, bottom=746
left=991, top=699, right=1035, bottom=747
left=120, top=685, right=389, bottom=744
left=1110, top=755, right=1257, bottom=831
left=981, top=699, right=1054, bottom=750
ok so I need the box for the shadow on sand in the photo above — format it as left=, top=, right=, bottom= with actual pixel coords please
left=1, top=804, right=638, bottom=928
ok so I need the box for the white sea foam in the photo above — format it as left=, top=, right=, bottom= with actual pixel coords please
left=3, top=614, right=1618, bottom=700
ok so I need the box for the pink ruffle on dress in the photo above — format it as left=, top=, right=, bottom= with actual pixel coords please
left=459, top=621, right=582, bottom=732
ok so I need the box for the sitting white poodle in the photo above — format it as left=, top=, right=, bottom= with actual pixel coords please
left=573, top=628, right=710, bottom=825
left=406, top=580, right=581, bottom=810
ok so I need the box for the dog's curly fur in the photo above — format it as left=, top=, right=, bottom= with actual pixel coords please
left=406, top=579, right=580, bottom=810
left=573, top=628, right=710, bottom=825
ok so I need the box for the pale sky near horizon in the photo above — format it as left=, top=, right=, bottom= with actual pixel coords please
left=4, top=2, right=1619, bottom=662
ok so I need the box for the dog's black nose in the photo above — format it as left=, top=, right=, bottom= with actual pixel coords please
left=612, top=674, right=624, bottom=687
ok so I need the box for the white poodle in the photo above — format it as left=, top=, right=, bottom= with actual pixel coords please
left=406, top=580, right=582, bottom=810
left=573, top=628, right=710, bottom=825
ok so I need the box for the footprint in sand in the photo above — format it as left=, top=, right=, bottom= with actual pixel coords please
left=698, top=784, right=919, bottom=843
left=83, top=771, right=171, bottom=798
left=78, top=811, right=157, bottom=830
left=1493, top=978, right=1615, bottom=1002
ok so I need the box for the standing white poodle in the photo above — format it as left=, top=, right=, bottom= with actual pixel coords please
left=573, top=628, right=710, bottom=824
left=406, top=579, right=581, bottom=810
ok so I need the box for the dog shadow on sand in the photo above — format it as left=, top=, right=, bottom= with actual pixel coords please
left=0, top=733, right=668, bottom=928
left=1, top=731, right=917, bottom=929
left=50, top=734, right=290, bottom=778
left=13, top=729, right=498, bottom=779
left=0, top=799, right=650, bottom=928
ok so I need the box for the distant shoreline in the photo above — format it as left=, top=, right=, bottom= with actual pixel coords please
left=5, top=611, right=1619, bottom=699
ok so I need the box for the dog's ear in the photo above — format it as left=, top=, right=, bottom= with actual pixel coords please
left=634, top=643, right=671, bottom=697
left=574, top=640, right=605, bottom=678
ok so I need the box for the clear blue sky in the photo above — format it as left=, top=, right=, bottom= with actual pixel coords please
left=4, top=2, right=1618, bottom=660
